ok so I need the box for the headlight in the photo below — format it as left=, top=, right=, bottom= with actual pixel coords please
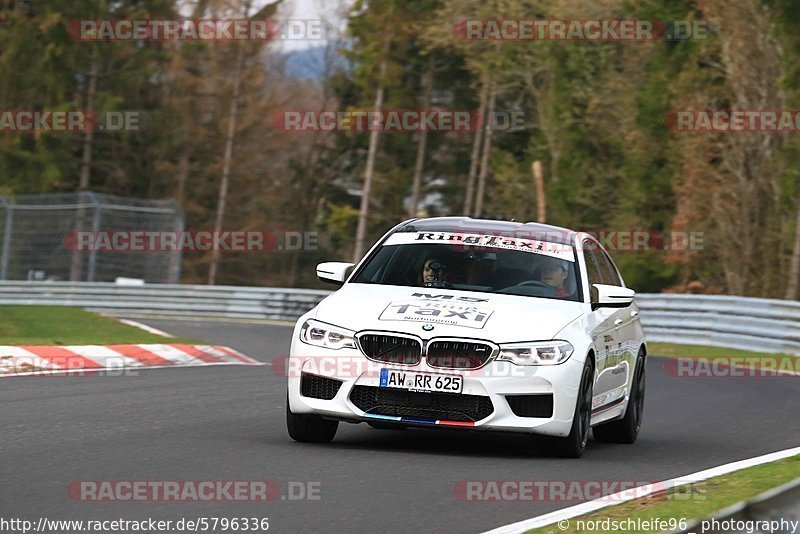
left=497, top=341, right=574, bottom=366
left=300, top=319, right=356, bottom=350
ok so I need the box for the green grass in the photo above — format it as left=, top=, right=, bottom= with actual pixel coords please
left=648, top=342, right=800, bottom=375
left=648, top=342, right=796, bottom=360
left=0, top=306, right=199, bottom=345
left=528, top=454, right=800, bottom=533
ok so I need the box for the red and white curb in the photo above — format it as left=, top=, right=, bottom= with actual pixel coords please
left=0, top=344, right=264, bottom=377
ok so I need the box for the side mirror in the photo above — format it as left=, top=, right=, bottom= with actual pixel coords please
left=592, top=284, right=635, bottom=308
left=316, top=262, right=355, bottom=286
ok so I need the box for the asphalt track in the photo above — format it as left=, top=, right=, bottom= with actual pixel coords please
left=2, top=318, right=799, bottom=534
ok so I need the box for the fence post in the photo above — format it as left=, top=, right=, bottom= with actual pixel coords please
left=86, top=193, right=101, bottom=282
left=0, top=199, right=13, bottom=281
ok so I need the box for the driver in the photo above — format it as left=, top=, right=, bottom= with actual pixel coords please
left=539, top=257, right=572, bottom=297
left=419, top=257, right=449, bottom=287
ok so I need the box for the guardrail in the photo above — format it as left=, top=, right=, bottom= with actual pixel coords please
left=0, top=281, right=330, bottom=321
left=637, top=293, right=800, bottom=355
left=0, top=282, right=798, bottom=355
left=668, top=476, right=800, bottom=534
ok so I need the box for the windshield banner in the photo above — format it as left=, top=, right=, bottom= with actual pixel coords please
left=383, top=231, right=575, bottom=261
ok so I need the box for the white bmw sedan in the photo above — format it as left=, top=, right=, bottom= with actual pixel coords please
left=286, top=217, right=646, bottom=457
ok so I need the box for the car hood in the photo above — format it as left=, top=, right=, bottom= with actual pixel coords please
left=312, top=283, right=583, bottom=343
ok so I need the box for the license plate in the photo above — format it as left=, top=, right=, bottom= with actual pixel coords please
left=379, top=368, right=463, bottom=394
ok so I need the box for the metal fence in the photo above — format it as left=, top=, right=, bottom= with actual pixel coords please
left=0, top=192, right=183, bottom=283
left=0, top=282, right=799, bottom=355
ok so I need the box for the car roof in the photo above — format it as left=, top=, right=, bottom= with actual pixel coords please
left=394, top=217, right=578, bottom=243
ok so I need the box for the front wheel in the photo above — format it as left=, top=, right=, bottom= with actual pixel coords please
left=543, top=359, right=593, bottom=458
left=286, top=392, right=338, bottom=443
left=593, top=350, right=646, bottom=444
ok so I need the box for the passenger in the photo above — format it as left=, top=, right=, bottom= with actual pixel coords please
left=419, top=257, right=449, bottom=287
left=539, top=257, right=573, bottom=297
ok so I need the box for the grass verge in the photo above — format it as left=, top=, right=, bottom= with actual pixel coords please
left=0, top=306, right=199, bottom=345
left=649, top=342, right=799, bottom=375
left=529, top=453, right=800, bottom=533
left=648, top=342, right=795, bottom=360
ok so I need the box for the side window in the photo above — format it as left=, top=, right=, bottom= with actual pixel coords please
left=596, top=249, right=623, bottom=287
left=582, top=240, right=603, bottom=292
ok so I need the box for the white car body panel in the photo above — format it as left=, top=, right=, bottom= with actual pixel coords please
left=287, top=219, right=646, bottom=438
left=314, top=284, right=584, bottom=343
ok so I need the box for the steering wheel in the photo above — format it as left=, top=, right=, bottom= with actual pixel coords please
left=515, top=280, right=552, bottom=289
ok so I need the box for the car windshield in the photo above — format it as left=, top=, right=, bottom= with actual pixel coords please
left=351, top=231, right=581, bottom=302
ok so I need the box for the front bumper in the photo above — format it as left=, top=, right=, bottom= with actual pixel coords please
left=287, top=339, right=585, bottom=437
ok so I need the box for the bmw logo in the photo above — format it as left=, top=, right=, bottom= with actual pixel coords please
left=422, top=324, right=434, bottom=332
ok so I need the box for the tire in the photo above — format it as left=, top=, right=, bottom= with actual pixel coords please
left=286, top=392, right=338, bottom=443
left=544, top=359, right=593, bottom=458
left=593, top=350, right=646, bottom=444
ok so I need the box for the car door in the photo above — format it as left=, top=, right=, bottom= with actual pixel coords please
left=594, top=245, right=638, bottom=405
left=581, top=239, right=622, bottom=414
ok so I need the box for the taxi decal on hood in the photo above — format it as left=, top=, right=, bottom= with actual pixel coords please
left=378, top=300, right=494, bottom=329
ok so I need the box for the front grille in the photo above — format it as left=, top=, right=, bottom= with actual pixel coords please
left=349, top=385, right=494, bottom=422
left=300, top=373, right=343, bottom=400
left=357, top=334, right=422, bottom=365
left=426, top=340, right=494, bottom=369
left=505, top=394, right=554, bottom=418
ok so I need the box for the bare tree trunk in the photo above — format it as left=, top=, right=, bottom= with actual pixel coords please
left=463, top=80, right=488, bottom=215
left=208, top=43, right=244, bottom=285
left=532, top=160, right=546, bottom=223
left=785, top=194, right=800, bottom=300
left=169, top=0, right=209, bottom=210
left=473, top=78, right=496, bottom=217
left=175, top=149, right=189, bottom=207
left=69, top=51, right=99, bottom=282
left=408, top=60, right=433, bottom=218
left=353, top=30, right=390, bottom=262
left=78, top=60, right=98, bottom=191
